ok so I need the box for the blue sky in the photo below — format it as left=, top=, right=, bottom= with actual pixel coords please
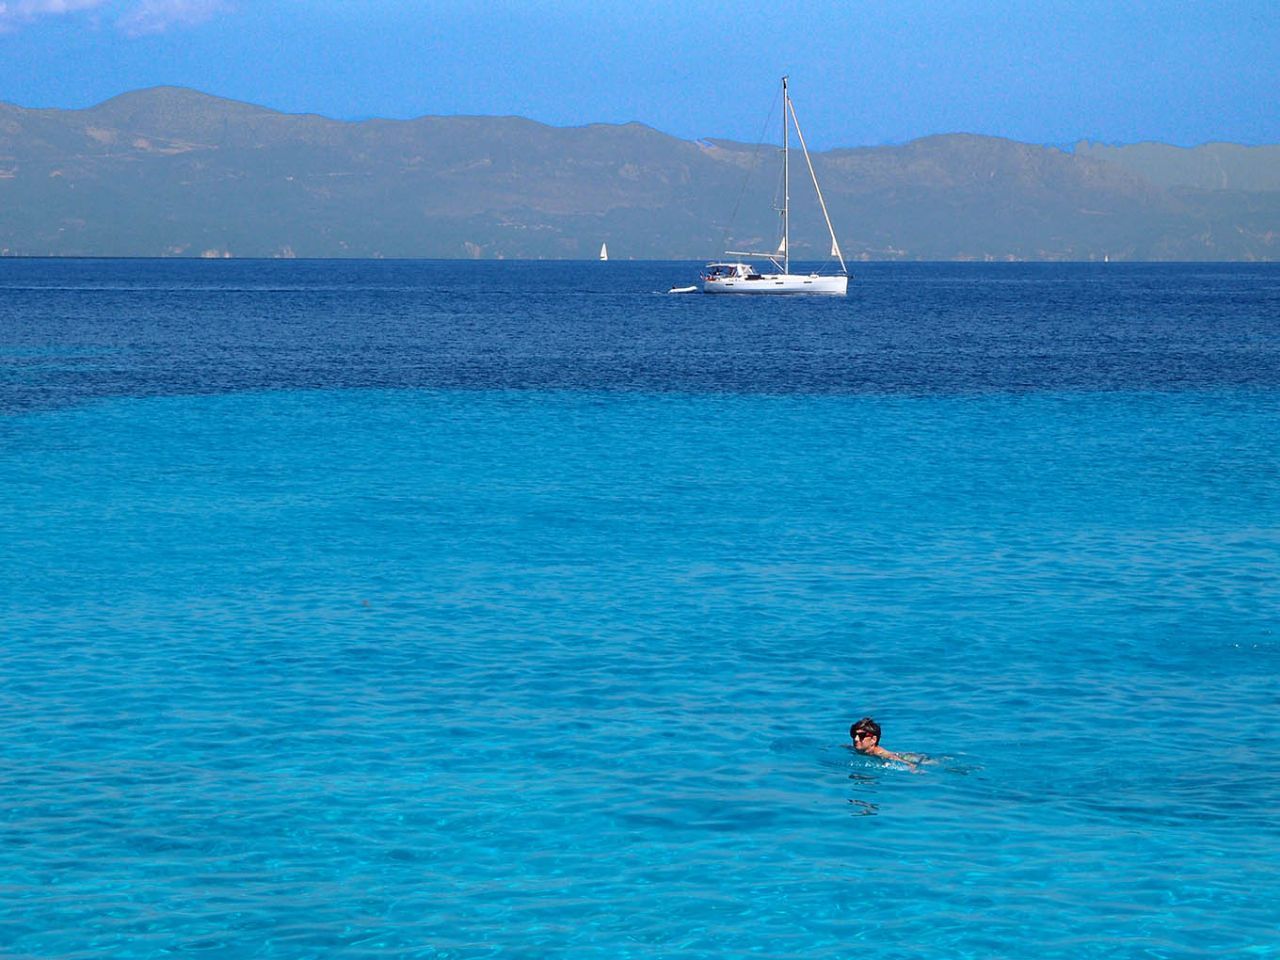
left=1, top=0, right=1277, bottom=148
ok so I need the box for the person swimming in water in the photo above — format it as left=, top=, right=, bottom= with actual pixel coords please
left=850, top=717, right=917, bottom=769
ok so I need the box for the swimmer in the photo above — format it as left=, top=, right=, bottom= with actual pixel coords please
left=850, top=717, right=917, bottom=769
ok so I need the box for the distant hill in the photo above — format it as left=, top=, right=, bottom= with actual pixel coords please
left=1, top=86, right=1277, bottom=260
left=1074, top=141, right=1280, bottom=192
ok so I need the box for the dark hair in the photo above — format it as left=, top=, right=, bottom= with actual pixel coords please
left=851, top=717, right=881, bottom=741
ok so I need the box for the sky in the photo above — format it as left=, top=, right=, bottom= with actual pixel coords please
left=1, top=0, right=1278, bottom=149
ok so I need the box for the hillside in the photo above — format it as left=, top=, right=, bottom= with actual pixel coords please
left=1, top=87, right=1277, bottom=260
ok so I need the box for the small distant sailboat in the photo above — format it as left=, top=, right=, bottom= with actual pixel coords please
left=688, top=76, right=848, bottom=296
left=599, top=242, right=609, bottom=261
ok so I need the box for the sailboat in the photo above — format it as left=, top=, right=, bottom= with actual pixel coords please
left=599, top=242, right=609, bottom=261
left=699, top=77, right=847, bottom=295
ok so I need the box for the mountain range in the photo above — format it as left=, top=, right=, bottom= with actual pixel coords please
left=2, top=86, right=1278, bottom=260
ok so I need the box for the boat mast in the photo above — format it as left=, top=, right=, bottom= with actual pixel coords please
left=788, top=84, right=848, bottom=276
left=782, top=75, right=790, bottom=275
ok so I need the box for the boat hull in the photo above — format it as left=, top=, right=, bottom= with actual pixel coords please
left=703, top=273, right=847, bottom=295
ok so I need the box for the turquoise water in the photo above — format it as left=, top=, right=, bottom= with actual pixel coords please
left=2, top=261, right=1279, bottom=957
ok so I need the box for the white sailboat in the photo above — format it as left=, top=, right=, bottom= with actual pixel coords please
left=599, top=242, right=609, bottom=261
left=699, top=76, right=847, bottom=296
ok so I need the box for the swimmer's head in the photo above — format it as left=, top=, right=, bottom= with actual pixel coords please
left=850, top=717, right=881, bottom=750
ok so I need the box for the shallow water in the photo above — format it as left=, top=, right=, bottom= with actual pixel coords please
left=2, top=260, right=1278, bottom=958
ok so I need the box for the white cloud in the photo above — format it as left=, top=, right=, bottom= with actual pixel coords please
left=116, top=0, right=229, bottom=36
left=0, top=0, right=230, bottom=34
left=0, top=0, right=107, bottom=32
left=7, top=0, right=107, bottom=12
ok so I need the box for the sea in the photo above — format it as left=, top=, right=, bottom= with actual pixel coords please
left=2, top=258, right=1278, bottom=959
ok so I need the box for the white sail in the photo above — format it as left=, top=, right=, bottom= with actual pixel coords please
left=599, top=242, right=608, bottom=261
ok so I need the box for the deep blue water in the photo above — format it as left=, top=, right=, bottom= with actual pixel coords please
left=2, top=259, right=1278, bottom=958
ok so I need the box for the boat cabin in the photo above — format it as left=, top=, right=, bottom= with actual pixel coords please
left=702, top=262, right=762, bottom=281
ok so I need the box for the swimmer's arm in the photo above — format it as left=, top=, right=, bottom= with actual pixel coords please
left=876, top=748, right=918, bottom=770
